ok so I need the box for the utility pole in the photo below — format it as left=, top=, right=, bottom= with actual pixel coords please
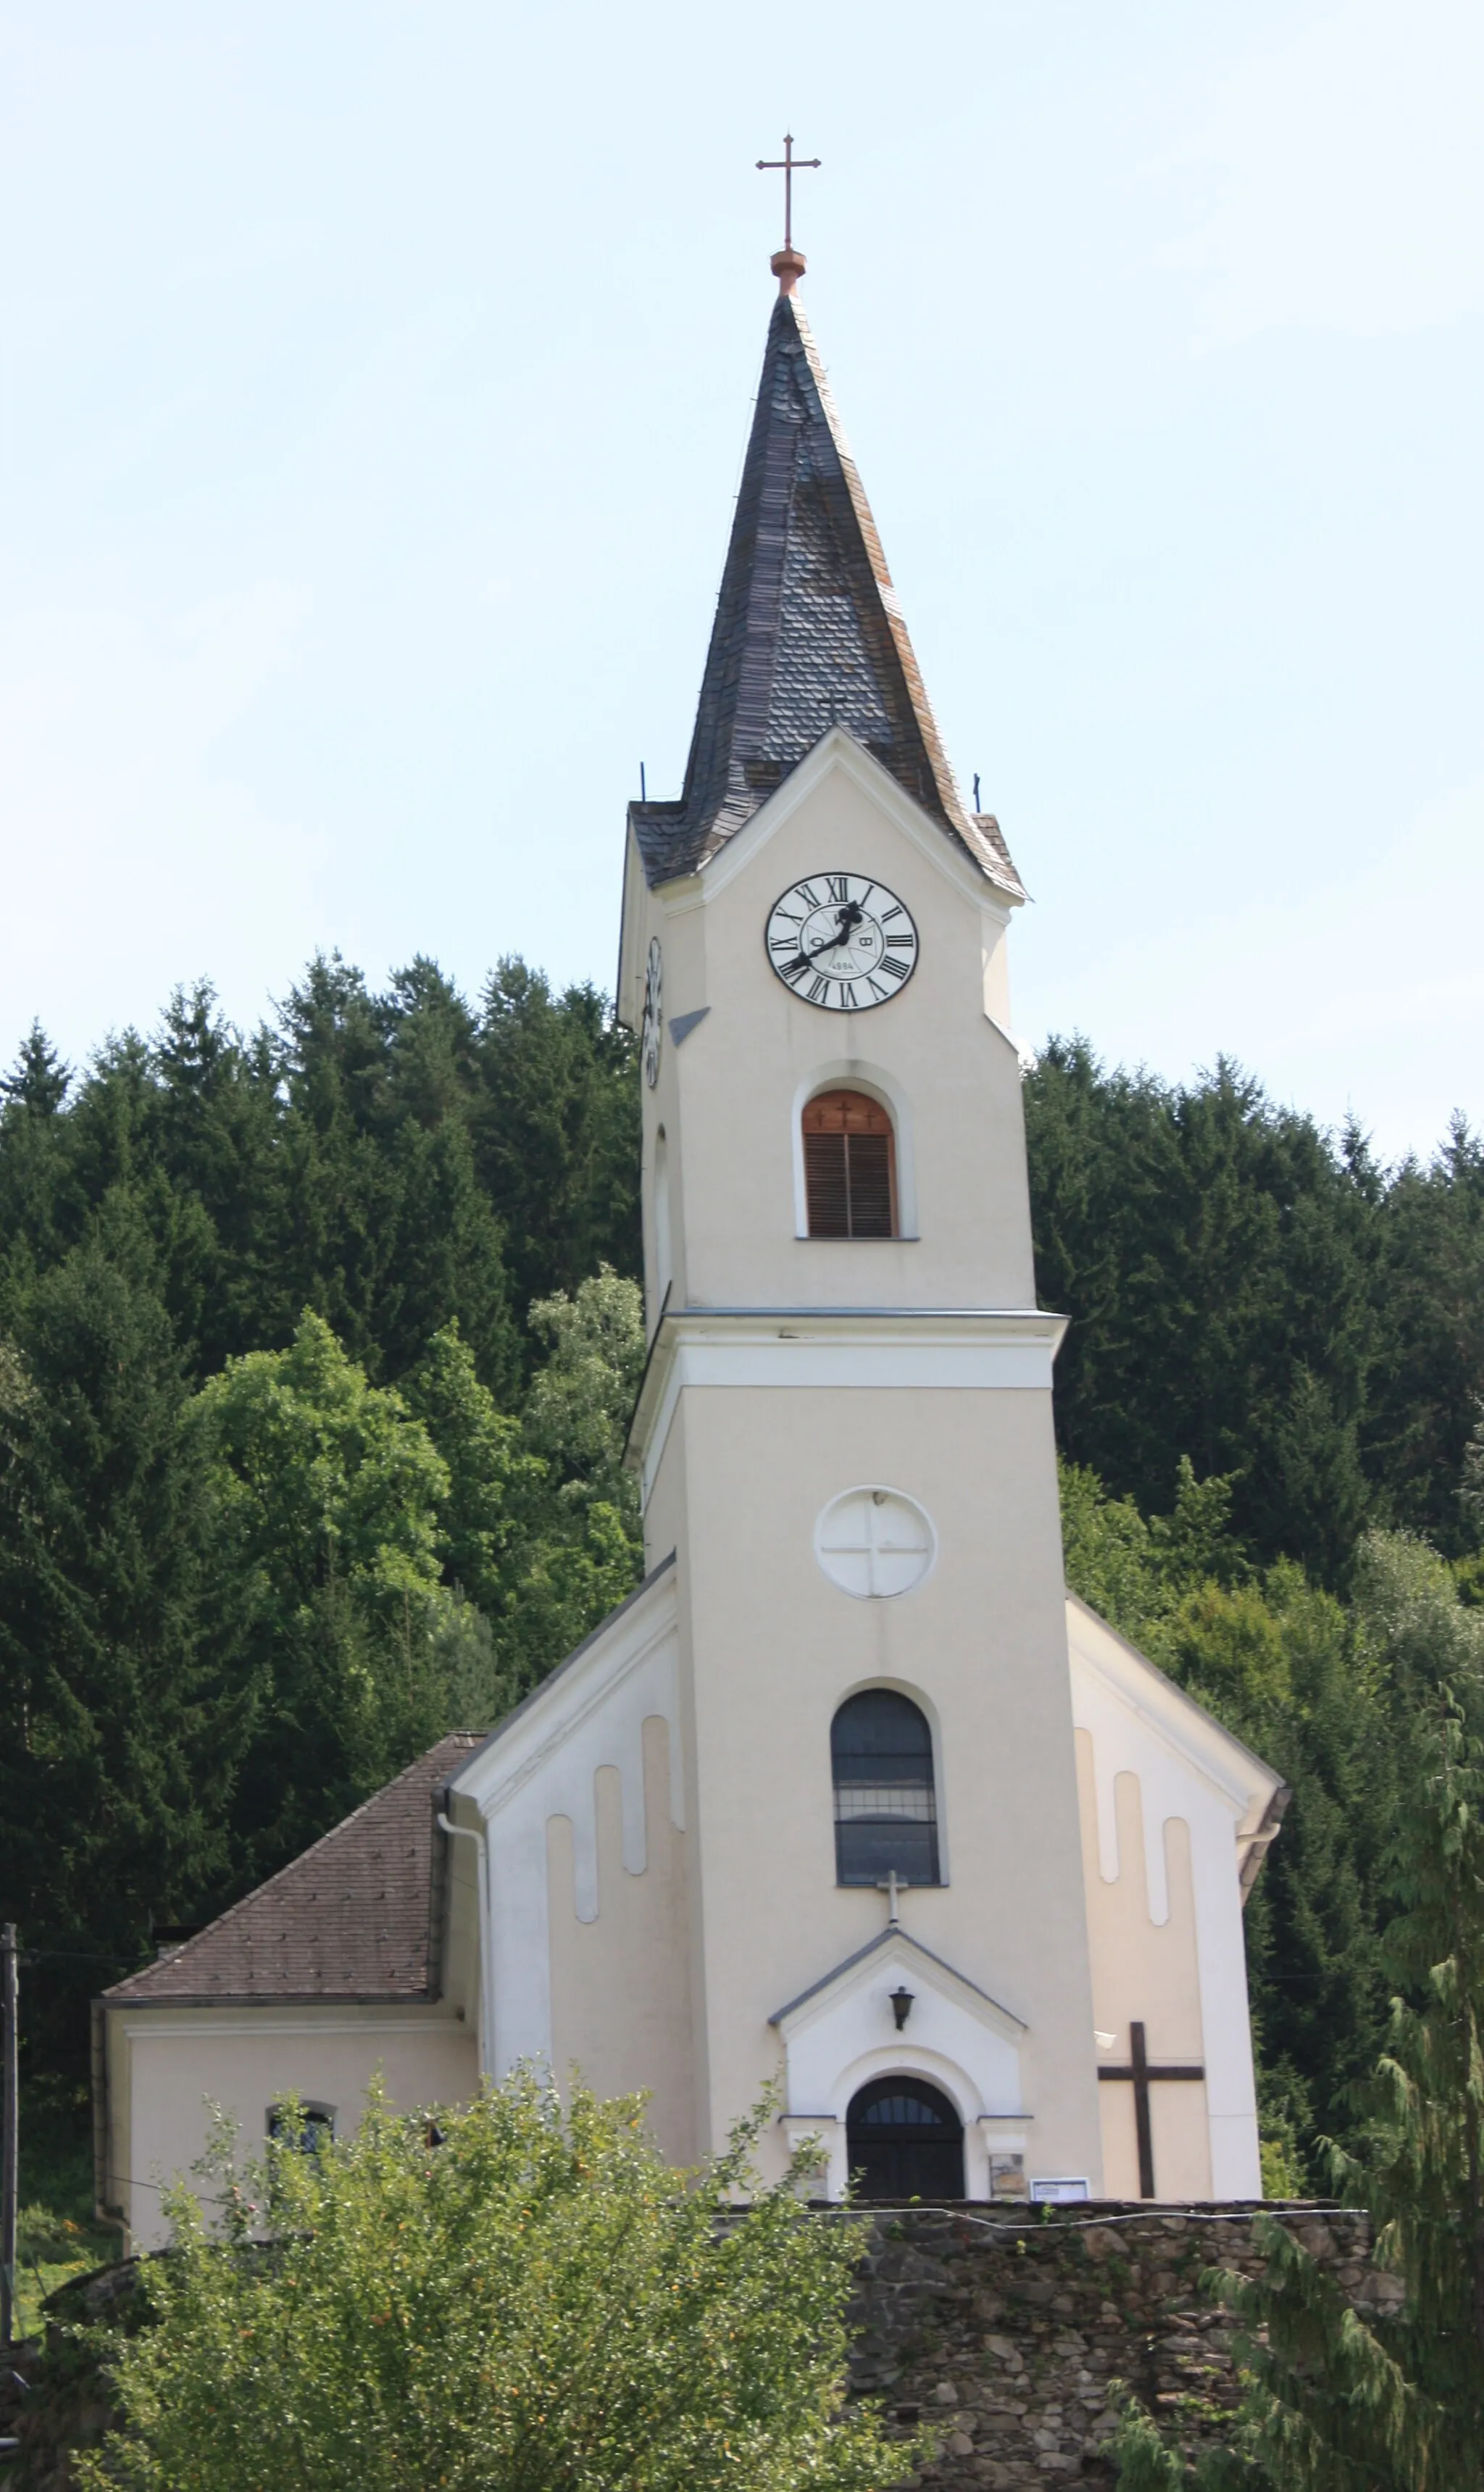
left=1, top=1924, right=17, bottom=2347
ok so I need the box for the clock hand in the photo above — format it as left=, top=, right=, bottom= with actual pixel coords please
left=799, top=903, right=865, bottom=963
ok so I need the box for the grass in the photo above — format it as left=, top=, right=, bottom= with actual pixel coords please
left=10, top=2076, right=120, bottom=2341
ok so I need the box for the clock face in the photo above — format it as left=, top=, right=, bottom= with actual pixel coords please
left=764, top=873, right=919, bottom=1012
left=641, top=937, right=663, bottom=1087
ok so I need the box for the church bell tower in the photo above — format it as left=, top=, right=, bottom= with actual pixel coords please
left=95, top=185, right=1279, bottom=2238
left=614, top=236, right=1106, bottom=2196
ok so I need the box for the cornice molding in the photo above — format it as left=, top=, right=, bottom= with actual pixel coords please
left=627, top=1304, right=1068, bottom=1501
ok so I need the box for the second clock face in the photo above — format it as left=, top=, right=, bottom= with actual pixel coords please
left=764, top=873, right=919, bottom=1012
left=641, top=937, right=663, bottom=1087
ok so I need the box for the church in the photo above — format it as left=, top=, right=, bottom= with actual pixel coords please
left=96, top=236, right=1286, bottom=2249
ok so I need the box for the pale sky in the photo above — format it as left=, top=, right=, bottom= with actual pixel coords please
left=2, top=1, right=1480, bottom=1162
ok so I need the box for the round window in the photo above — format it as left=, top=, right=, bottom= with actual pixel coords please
left=815, top=1488, right=936, bottom=1599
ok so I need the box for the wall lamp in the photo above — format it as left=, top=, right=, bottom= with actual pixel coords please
left=889, top=1985, right=914, bottom=2031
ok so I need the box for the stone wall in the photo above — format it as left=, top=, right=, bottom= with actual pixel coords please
left=5, top=2203, right=1393, bottom=2486
left=1, top=2258, right=141, bottom=2488
left=0, top=2326, right=120, bottom=2490
left=847, top=2202, right=1391, bottom=2485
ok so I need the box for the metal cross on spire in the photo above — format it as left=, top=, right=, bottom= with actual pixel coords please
left=756, top=132, right=821, bottom=259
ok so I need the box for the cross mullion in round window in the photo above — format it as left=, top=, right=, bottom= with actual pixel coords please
left=803, top=1089, right=898, bottom=1237
left=831, top=1689, right=940, bottom=1886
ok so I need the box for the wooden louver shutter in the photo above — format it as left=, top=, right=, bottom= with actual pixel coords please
left=802, top=1091, right=897, bottom=1238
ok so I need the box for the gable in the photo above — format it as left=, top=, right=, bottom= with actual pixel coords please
left=770, top=1926, right=1025, bottom=2043
left=1067, top=1595, right=1288, bottom=1908
left=617, top=728, right=1018, bottom=1037
left=685, top=725, right=1012, bottom=913
left=770, top=1928, right=1026, bottom=2130
left=449, top=1555, right=680, bottom=1833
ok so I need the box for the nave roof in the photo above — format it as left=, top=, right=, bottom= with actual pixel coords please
left=104, top=1735, right=481, bottom=2009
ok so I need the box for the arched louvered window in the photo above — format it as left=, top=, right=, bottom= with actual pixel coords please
left=803, top=1089, right=897, bottom=1238
left=831, top=1689, right=940, bottom=1886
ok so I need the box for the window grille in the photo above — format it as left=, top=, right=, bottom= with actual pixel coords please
left=856, top=2088, right=952, bottom=2128
left=803, top=1089, right=897, bottom=1237
left=830, top=1688, right=940, bottom=1885
left=846, top=2075, right=964, bottom=2200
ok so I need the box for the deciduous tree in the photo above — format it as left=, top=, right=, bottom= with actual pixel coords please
left=188, top=1311, right=454, bottom=1871
left=78, top=2078, right=915, bottom=2492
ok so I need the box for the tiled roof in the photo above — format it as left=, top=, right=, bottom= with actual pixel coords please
left=630, top=286, right=1023, bottom=901
left=104, top=1735, right=482, bottom=2007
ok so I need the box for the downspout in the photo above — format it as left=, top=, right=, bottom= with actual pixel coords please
left=438, top=1814, right=494, bottom=2079
left=90, top=2001, right=125, bottom=2236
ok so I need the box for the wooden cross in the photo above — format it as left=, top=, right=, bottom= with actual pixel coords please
left=756, top=133, right=821, bottom=253
left=1097, top=2022, right=1205, bottom=2200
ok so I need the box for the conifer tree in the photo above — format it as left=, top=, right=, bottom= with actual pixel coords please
left=267, top=956, right=521, bottom=1392
left=1114, top=1670, right=1484, bottom=2488
left=472, top=960, right=641, bottom=1328
left=1371, top=1117, right=1484, bottom=1551
left=1, top=1020, right=70, bottom=1116
left=1022, top=1042, right=1484, bottom=1573
left=0, top=1215, right=251, bottom=2063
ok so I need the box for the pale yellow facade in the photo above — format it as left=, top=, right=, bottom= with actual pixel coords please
left=1078, top=1746, right=1212, bottom=2198
left=100, top=280, right=1285, bottom=2238
left=621, top=734, right=1030, bottom=1323
left=103, top=2008, right=478, bottom=2251
left=546, top=1715, right=696, bottom=2157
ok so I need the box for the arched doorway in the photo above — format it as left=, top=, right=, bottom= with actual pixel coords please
left=846, top=2076, right=964, bottom=2200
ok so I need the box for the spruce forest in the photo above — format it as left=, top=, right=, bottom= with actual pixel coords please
left=2, top=958, right=1483, bottom=2201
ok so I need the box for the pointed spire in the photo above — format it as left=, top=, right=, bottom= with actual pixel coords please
left=630, top=279, right=1022, bottom=899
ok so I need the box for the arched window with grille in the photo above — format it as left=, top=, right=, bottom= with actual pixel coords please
left=802, top=1089, right=897, bottom=1238
left=830, top=1688, right=940, bottom=1885
left=846, top=2076, right=964, bottom=2199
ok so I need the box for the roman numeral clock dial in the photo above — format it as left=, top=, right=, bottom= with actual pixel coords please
left=764, top=874, right=919, bottom=1012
